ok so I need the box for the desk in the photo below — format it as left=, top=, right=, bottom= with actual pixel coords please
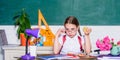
left=16, top=54, right=97, bottom=60
left=2, top=45, right=53, bottom=60
left=36, top=54, right=97, bottom=60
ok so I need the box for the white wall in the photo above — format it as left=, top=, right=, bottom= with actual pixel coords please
left=0, top=25, right=120, bottom=50
left=1, top=25, right=120, bottom=60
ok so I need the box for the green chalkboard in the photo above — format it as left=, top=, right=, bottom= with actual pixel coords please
left=0, top=0, right=120, bottom=25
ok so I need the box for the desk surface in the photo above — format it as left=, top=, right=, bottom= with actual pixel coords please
left=16, top=54, right=97, bottom=60
left=37, top=55, right=120, bottom=60
left=36, top=54, right=97, bottom=60
left=3, top=45, right=120, bottom=60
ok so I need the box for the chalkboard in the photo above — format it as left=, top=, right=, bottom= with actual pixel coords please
left=0, top=0, right=120, bottom=25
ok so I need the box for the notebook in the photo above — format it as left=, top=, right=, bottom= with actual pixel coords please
left=37, top=54, right=79, bottom=60
left=97, top=54, right=120, bottom=60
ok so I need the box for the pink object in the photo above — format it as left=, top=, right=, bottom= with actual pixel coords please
left=96, top=36, right=112, bottom=51
left=103, top=36, right=110, bottom=43
left=117, top=41, right=120, bottom=46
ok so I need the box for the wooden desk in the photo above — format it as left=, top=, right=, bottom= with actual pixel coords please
left=36, top=54, right=97, bottom=60
left=2, top=45, right=53, bottom=60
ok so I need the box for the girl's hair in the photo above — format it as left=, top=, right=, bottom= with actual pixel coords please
left=64, top=16, right=82, bottom=36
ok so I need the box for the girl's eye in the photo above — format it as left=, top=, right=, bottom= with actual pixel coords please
left=65, top=28, right=76, bottom=32
left=65, top=28, right=69, bottom=31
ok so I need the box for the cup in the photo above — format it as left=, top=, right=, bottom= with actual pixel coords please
left=30, top=46, right=37, bottom=56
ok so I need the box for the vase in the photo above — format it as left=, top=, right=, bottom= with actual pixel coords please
left=20, top=33, right=31, bottom=46
left=20, top=33, right=27, bottom=46
left=110, top=45, right=120, bottom=55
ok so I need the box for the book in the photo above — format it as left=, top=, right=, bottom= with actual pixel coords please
left=97, top=54, right=120, bottom=60
left=37, top=54, right=79, bottom=60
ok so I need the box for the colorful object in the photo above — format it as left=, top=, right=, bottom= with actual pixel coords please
left=36, top=35, right=44, bottom=46
left=96, top=36, right=112, bottom=51
left=25, top=29, right=40, bottom=38
left=25, top=29, right=43, bottom=46
left=96, top=36, right=120, bottom=56
left=83, top=27, right=88, bottom=33
left=110, top=45, right=120, bottom=55
left=38, top=9, right=55, bottom=46
left=20, top=33, right=27, bottom=46
left=21, top=29, right=42, bottom=59
left=117, top=41, right=120, bottom=46
left=21, top=53, right=35, bottom=60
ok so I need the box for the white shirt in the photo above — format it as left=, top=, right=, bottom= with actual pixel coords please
left=58, top=34, right=84, bottom=54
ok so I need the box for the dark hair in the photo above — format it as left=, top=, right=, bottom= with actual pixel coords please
left=64, top=16, right=82, bottom=36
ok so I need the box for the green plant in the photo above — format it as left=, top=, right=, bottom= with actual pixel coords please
left=13, top=9, right=31, bottom=39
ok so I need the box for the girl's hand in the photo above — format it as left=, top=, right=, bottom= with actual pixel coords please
left=78, top=53, right=86, bottom=57
left=83, top=27, right=92, bottom=35
left=56, top=28, right=65, bottom=37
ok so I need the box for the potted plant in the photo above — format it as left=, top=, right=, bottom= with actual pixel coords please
left=13, top=8, right=31, bottom=46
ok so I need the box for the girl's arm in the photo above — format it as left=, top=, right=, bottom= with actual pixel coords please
left=53, top=35, right=61, bottom=54
left=84, top=35, right=91, bottom=55
left=53, top=28, right=65, bottom=54
left=83, top=27, right=92, bottom=55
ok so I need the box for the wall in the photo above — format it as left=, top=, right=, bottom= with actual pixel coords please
left=1, top=25, right=120, bottom=59
left=0, top=25, right=120, bottom=50
left=0, top=0, right=120, bottom=25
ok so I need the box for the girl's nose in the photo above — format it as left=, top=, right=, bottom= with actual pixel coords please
left=68, top=31, right=72, bottom=34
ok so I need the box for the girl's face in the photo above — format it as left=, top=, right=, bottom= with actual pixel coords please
left=64, top=23, right=78, bottom=38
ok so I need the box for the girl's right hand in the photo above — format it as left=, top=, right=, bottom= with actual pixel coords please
left=56, top=28, right=66, bottom=37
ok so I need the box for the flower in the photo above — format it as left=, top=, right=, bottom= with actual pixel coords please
left=96, top=36, right=113, bottom=51
left=117, top=41, right=120, bottom=46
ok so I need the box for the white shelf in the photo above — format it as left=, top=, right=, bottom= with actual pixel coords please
left=2, top=45, right=53, bottom=60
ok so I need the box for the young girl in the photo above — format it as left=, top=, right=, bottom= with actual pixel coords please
left=53, top=16, right=92, bottom=55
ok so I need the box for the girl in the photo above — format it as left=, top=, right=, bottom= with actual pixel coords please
left=53, top=16, right=92, bottom=55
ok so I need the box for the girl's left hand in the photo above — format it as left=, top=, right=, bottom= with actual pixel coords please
left=83, top=27, right=92, bottom=35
